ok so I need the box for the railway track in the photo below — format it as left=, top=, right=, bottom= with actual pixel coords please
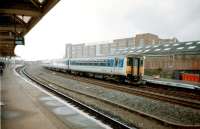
left=76, top=77, right=200, bottom=109
left=44, top=67, right=200, bottom=101
left=44, top=67, right=200, bottom=109
left=19, top=66, right=200, bottom=129
left=17, top=66, right=135, bottom=129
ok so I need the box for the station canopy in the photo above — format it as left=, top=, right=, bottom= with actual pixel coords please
left=117, top=41, right=200, bottom=56
left=0, top=0, right=60, bottom=57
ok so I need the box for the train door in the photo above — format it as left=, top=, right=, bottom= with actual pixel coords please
left=127, top=57, right=133, bottom=75
left=133, top=58, right=140, bottom=76
left=66, top=60, right=69, bottom=70
left=114, top=57, right=119, bottom=74
left=139, top=59, right=144, bottom=76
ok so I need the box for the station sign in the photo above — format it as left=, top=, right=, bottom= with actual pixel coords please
left=15, top=36, right=25, bottom=45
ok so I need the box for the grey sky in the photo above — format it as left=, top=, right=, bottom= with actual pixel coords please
left=15, top=0, right=200, bottom=60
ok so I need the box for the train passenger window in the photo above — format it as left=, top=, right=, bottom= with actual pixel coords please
left=107, top=59, right=112, bottom=67
left=127, top=57, right=133, bottom=66
left=108, top=60, right=110, bottom=67
left=115, top=58, right=119, bottom=67
left=111, top=59, right=114, bottom=66
left=106, top=60, right=108, bottom=66
left=107, top=60, right=109, bottom=66
left=119, top=59, right=124, bottom=67
left=100, top=62, right=103, bottom=66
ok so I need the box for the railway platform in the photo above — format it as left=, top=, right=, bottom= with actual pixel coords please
left=144, top=75, right=200, bottom=90
left=1, top=65, right=110, bottom=129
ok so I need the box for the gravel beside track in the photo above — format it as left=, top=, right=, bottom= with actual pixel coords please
left=26, top=65, right=200, bottom=128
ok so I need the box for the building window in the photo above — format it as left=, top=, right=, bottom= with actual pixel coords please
left=139, top=39, right=144, bottom=47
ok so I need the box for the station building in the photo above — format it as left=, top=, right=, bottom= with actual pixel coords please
left=124, top=41, right=200, bottom=82
left=65, top=39, right=200, bottom=82
left=96, top=43, right=111, bottom=57
left=83, top=45, right=96, bottom=58
left=65, top=33, right=178, bottom=58
left=65, top=43, right=85, bottom=58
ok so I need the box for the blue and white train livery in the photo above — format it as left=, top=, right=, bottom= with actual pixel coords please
left=43, top=54, right=145, bottom=83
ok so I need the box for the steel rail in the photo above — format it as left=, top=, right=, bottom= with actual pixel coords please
left=20, top=67, right=136, bottom=129
left=20, top=67, right=200, bottom=129
left=45, top=68, right=200, bottom=109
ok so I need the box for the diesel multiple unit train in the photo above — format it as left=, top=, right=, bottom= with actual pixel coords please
left=43, top=54, right=145, bottom=83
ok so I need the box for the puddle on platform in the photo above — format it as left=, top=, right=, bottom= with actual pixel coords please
left=39, top=96, right=55, bottom=101
left=45, top=100, right=64, bottom=107
left=53, top=106, right=77, bottom=115
left=65, top=113, right=106, bottom=129
left=39, top=95, right=112, bottom=129
left=2, top=110, right=21, bottom=119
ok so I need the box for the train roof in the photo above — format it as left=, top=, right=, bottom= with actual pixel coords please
left=67, top=54, right=143, bottom=61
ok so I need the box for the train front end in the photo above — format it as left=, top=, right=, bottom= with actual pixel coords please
left=126, top=54, right=145, bottom=82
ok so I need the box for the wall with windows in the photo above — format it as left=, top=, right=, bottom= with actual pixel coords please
left=144, top=54, right=200, bottom=78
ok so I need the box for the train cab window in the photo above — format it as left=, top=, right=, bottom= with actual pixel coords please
left=133, top=59, right=138, bottom=66
left=127, top=57, right=133, bottom=66
left=140, top=60, right=144, bottom=66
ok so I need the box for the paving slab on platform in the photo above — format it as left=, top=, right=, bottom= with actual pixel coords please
left=1, top=65, right=110, bottom=129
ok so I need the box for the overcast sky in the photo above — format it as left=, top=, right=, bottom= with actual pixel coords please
left=15, top=0, right=200, bottom=60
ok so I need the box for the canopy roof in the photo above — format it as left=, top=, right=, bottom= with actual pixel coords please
left=117, top=41, right=200, bottom=56
left=0, top=0, right=60, bottom=57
